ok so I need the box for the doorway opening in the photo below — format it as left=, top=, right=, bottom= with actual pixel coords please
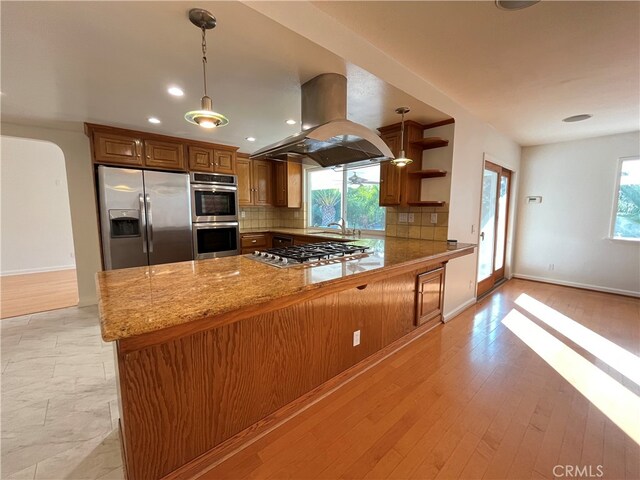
left=477, top=159, right=513, bottom=298
left=0, top=136, right=79, bottom=318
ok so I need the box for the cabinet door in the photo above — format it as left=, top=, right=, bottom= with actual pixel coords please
left=273, top=162, right=287, bottom=207
left=188, top=146, right=214, bottom=172
left=144, top=140, right=185, bottom=171
left=379, top=132, right=402, bottom=206
left=236, top=157, right=253, bottom=206
left=213, top=150, right=235, bottom=174
left=93, top=131, right=143, bottom=166
left=415, top=267, right=445, bottom=327
left=253, top=160, right=272, bottom=206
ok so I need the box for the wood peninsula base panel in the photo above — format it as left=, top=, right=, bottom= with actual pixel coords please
left=116, top=263, right=446, bottom=480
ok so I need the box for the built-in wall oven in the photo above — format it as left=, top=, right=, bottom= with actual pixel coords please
left=190, top=173, right=240, bottom=259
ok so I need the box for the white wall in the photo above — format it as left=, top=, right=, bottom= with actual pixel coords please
left=1, top=136, right=76, bottom=275
left=514, top=131, right=640, bottom=296
left=245, top=1, right=522, bottom=320
left=1, top=122, right=102, bottom=306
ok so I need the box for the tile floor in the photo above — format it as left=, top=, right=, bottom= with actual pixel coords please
left=1, top=306, right=124, bottom=479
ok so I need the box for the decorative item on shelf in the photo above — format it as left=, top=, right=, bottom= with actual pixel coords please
left=184, top=8, right=229, bottom=129
left=447, top=239, right=458, bottom=248
left=390, top=107, right=413, bottom=167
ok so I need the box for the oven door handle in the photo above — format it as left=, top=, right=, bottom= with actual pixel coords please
left=193, top=222, right=239, bottom=230
left=139, top=194, right=148, bottom=254
left=190, top=184, right=238, bottom=193
left=145, top=194, right=153, bottom=253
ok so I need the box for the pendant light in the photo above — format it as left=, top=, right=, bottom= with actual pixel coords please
left=184, top=9, right=229, bottom=129
left=391, top=107, right=412, bottom=167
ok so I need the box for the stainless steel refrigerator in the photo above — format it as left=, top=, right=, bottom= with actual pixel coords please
left=97, top=165, right=193, bottom=270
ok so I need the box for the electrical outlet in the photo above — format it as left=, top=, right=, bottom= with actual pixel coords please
left=471, top=224, right=475, bottom=234
left=293, top=211, right=299, bottom=219
left=408, top=213, right=415, bottom=223
left=548, top=263, right=555, bottom=271
left=398, top=213, right=408, bottom=223
left=353, top=330, right=361, bottom=347
left=469, top=280, right=473, bottom=290
left=431, top=213, right=438, bottom=224
left=240, top=211, right=246, bottom=218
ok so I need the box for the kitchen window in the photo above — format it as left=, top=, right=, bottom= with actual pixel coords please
left=307, top=166, right=386, bottom=231
left=610, top=156, right=640, bottom=241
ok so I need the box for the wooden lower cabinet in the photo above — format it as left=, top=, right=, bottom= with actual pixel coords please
left=115, top=263, right=446, bottom=479
left=240, top=233, right=270, bottom=254
left=415, top=266, right=445, bottom=327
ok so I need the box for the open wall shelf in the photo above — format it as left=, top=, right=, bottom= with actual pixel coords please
left=406, top=201, right=446, bottom=207
left=408, top=169, right=447, bottom=178
left=410, top=137, right=449, bottom=150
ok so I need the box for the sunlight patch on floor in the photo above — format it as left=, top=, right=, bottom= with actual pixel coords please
left=502, top=309, right=640, bottom=445
left=515, top=293, right=640, bottom=386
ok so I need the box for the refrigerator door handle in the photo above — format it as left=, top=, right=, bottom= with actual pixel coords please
left=145, top=193, right=154, bottom=253
left=139, top=194, right=148, bottom=254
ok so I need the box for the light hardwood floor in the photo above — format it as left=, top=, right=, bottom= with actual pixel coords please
left=0, top=269, right=79, bottom=319
left=198, top=279, right=640, bottom=480
left=1, top=279, right=638, bottom=479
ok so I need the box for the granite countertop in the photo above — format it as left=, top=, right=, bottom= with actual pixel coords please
left=97, top=237, right=475, bottom=342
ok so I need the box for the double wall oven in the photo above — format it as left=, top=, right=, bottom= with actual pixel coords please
left=190, top=172, right=240, bottom=259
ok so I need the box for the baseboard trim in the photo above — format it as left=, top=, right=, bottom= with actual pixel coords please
left=0, top=266, right=76, bottom=277
left=443, top=297, right=477, bottom=322
left=161, top=320, right=443, bottom=480
left=512, top=274, right=640, bottom=298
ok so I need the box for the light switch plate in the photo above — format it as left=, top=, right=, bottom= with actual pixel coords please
left=431, top=213, right=438, bottom=224
left=408, top=213, right=415, bottom=223
left=240, top=211, right=246, bottom=218
left=398, top=213, right=408, bottom=223
left=353, top=330, right=361, bottom=347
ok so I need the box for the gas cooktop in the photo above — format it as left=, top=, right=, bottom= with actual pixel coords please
left=247, top=242, right=371, bottom=268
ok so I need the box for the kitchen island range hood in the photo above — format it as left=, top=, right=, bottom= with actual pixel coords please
left=250, top=73, right=394, bottom=168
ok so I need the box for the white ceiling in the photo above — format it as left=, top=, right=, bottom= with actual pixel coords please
left=312, top=1, right=640, bottom=146
left=0, top=1, right=449, bottom=153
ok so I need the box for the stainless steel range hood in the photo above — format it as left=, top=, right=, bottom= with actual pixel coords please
left=250, top=73, right=394, bottom=168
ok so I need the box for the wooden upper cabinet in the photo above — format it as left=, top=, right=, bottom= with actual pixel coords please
left=92, top=131, right=143, bottom=167
left=273, top=160, right=302, bottom=208
left=214, top=150, right=235, bottom=174
left=188, top=146, right=214, bottom=172
left=236, top=155, right=253, bottom=206
left=236, top=155, right=272, bottom=206
left=86, top=123, right=238, bottom=174
left=144, top=139, right=185, bottom=171
left=187, top=146, right=235, bottom=174
left=253, top=160, right=272, bottom=206
left=378, top=130, right=403, bottom=206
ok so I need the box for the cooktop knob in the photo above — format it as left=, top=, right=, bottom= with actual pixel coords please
left=253, top=251, right=260, bottom=256
left=281, top=258, right=288, bottom=264
left=260, top=252, right=269, bottom=258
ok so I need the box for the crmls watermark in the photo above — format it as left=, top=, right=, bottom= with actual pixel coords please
left=552, top=465, right=604, bottom=478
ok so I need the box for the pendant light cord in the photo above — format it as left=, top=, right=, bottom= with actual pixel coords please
left=201, top=27, right=208, bottom=97
left=400, top=110, right=405, bottom=153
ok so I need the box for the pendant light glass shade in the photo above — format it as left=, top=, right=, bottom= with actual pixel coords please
left=185, top=9, right=228, bottom=129
left=390, top=107, right=412, bottom=167
left=185, top=96, right=229, bottom=128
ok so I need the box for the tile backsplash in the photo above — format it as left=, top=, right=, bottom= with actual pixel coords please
left=240, top=203, right=448, bottom=240
left=385, top=205, right=449, bottom=241
left=239, top=204, right=306, bottom=230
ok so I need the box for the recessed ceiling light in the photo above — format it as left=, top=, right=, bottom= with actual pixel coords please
left=148, top=117, right=161, bottom=124
left=245, top=137, right=256, bottom=142
left=285, top=119, right=297, bottom=125
left=168, top=86, right=184, bottom=97
left=562, top=114, right=593, bottom=123
left=495, top=0, right=540, bottom=10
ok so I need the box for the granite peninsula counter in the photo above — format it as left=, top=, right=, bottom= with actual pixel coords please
left=98, top=236, right=474, bottom=480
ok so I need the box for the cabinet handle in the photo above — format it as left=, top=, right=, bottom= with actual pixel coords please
left=251, top=240, right=257, bottom=243
left=357, top=284, right=368, bottom=290
left=147, top=155, right=150, bottom=159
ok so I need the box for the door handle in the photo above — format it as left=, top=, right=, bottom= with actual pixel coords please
left=145, top=194, right=153, bottom=253
left=480, top=232, right=485, bottom=240
left=139, top=194, right=147, bottom=254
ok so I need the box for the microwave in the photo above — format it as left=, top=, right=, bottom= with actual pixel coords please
left=190, top=173, right=238, bottom=223
left=193, top=222, right=240, bottom=259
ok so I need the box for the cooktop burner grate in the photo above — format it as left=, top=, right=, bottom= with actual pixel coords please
left=247, top=242, right=370, bottom=267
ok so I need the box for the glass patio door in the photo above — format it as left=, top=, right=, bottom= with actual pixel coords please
left=477, top=161, right=512, bottom=297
